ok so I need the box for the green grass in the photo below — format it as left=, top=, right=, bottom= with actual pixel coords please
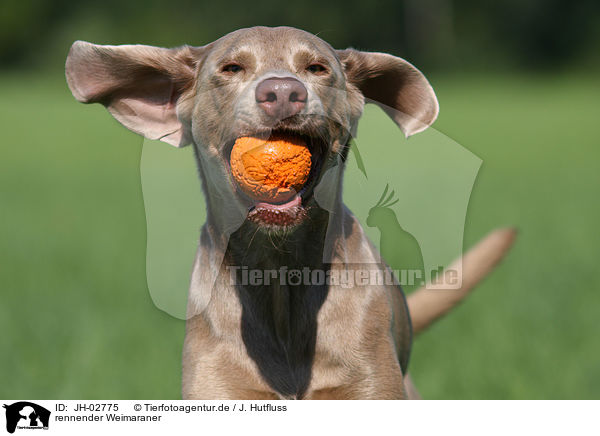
left=1, top=70, right=599, bottom=399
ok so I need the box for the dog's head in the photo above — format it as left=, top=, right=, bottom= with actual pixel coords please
left=66, top=26, right=437, bottom=233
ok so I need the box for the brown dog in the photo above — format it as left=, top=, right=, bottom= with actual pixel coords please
left=65, top=26, right=515, bottom=399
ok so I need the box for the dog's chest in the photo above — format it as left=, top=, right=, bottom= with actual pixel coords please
left=234, top=279, right=329, bottom=399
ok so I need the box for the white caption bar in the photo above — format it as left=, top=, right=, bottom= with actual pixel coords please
left=1, top=400, right=597, bottom=435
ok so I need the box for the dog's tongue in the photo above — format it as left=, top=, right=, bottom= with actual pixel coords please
left=255, top=194, right=301, bottom=210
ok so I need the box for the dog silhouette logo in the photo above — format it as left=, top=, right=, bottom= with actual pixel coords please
left=3, top=402, right=50, bottom=433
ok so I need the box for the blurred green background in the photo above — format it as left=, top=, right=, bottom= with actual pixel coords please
left=1, top=1, right=599, bottom=399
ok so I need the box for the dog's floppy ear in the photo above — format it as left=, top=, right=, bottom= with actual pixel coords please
left=65, top=41, right=209, bottom=146
left=337, top=49, right=439, bottom=137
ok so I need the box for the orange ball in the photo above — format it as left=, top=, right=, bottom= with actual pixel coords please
left=230, top=136, right=312, bottom=203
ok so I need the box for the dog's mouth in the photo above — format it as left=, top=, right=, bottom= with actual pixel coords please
left=225, top=127, right=327, bottom=229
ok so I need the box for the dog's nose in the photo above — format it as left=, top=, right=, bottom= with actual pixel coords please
left=255, top=77, right=307, bottom=119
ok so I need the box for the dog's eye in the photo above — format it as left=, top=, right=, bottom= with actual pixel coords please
left=306, top=63, right=328, bottom=75
left=222, top=63, right=243, bottom=74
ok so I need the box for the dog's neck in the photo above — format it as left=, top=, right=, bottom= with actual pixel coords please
left=225, top=206, right=331, bottom=268
left=223, top=207, right=333, bottom=398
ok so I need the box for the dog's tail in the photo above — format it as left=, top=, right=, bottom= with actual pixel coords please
left=407, top=228, right=517, bottom=335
